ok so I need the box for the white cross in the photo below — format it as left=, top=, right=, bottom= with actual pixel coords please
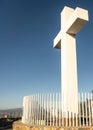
left=53, top=6, right=88, bottom=114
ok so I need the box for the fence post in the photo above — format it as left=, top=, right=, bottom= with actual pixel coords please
left=58, top=93, right=61, bottom=126
left=85, top=93, right=88, bottom=126
left=55, top=93, right=57, bottom=126
left=88, top=93, right=91, bottom=126
left=46, top=93, right=49, bottom=126
left=53, top=93, right=55, bottom=126
left=90, top=92, right=93, bottom=125
left=49, top=93, right=51, bottom=126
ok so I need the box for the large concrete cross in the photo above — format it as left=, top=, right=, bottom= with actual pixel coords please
left=54, top=6, right=88, bottom=114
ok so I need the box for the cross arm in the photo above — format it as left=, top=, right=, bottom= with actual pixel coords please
left=65, top=7, right=89, bottom=34
left=53, top=31, right=61, bottom=49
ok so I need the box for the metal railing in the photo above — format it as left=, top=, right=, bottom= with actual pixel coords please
left=22, top=92, right=93, bottom=127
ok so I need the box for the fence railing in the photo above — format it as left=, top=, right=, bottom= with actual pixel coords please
left=22, top=92, right=93, bottom=127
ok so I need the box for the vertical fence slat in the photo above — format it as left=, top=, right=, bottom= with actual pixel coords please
left=38, top=94, right=40, bottom=125
left=81, top=93, right=84, bottom=126
left=58, top=93, right=61, bottom=126
left=53, top=93, right=54, bottom=126
left=85, top=93, right=88, bottom=126
left=91, top=93, right=93, bottom=125
left=88, top=93, right=91, bottom=126
left=49, top=93, right=51, bottom=126
left=37, top=94, right=39, bottom=125
left=29, top=96, right=31, bottom=123
left=55, top=93, right=57, bottom=126
left=44, top=94, right=46, bottom=125
left=78, top=93, right=81, bottom=126
left=46, top=93, right=48, bottom=126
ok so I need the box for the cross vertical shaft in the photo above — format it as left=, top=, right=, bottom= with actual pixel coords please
left=53, top=6, right=88, bottom=114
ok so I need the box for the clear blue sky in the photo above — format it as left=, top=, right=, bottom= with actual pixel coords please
left=0, top=0, right=93, bottom=109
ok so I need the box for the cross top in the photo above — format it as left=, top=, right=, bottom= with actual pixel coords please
left=54, top=6, right=88, bottom=49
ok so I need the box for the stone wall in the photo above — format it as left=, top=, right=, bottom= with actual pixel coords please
left=13, top=121, right=93, bottom=130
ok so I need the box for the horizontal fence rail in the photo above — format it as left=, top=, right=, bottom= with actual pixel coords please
left=22, top=92, right=93, bottom=127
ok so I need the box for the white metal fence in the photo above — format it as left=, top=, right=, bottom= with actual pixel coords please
left=22, top=92, right=93, bottom=127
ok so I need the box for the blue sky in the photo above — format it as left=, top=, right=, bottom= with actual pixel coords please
left=0, top=0, right=93, bottom=109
